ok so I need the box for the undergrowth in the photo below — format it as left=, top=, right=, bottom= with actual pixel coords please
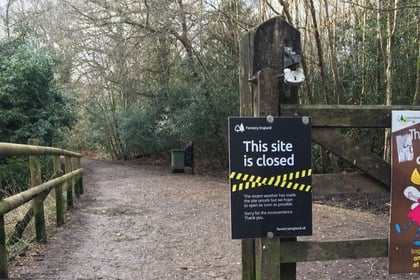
left=4, top=190, right=64, bottom=261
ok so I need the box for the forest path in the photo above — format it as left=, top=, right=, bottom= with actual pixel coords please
left=8, top=159, right=417, bottom=279
left=10, top=159, right=241, bottom=279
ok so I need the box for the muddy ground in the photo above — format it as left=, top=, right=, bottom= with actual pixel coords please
left=7, top=159, right=419, bottom=279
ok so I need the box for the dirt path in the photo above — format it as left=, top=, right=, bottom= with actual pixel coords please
left=8, top=159, right=419, bottom=279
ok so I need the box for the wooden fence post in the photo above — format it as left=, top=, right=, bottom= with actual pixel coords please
left=65, top=155, right=73, bottom=210
left=73, top=157, right=81, bottom=198
left=0, top=175, right=6, bottom=278
left=77, top=157, right=84, bottom=195
left=29, top=139, right=46, bottom=243
left=239, top=16, right=302, bottom=280
left=0, top=214, right=7, bottom=278
left=0, top=177, right=7, bottom=278
left=52, top=147, right=64, bottom=227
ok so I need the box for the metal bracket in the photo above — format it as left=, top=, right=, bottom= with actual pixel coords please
left=284, top=47, right=301, bottom=69
left=284, top=47, right=305, bottom=87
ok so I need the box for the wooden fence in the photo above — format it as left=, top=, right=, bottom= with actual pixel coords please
left=0, top=140, right=83, bottom=278
left=239, top=16, right=419, bottom=279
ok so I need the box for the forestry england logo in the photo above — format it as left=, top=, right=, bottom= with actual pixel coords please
left=234, top=123, right=272, bottom=133
left=234, top=123, right=245, bottom=133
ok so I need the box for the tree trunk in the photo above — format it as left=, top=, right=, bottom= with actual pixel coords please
left=5, top=0, right=16, bottom=38
left=383, top=0, right=398, bottom=163
left=278, top=0, right=293, bottom=23
left=413, top=44, right=420, bottom=105
left=361, top=2, right=367, bottom=103
left=375, top=0, right=384, bottom=97
left=323, top=0, right=341, bottom=104
left=279, top=0, right=313, bottom=105
left=305, top=0, right=329, bottom=104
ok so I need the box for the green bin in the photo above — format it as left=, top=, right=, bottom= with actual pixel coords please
left=170, top=149, right=185, bottom=172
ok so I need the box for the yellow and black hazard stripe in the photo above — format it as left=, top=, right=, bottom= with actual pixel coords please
left=230, top=169, right=312, bottom=193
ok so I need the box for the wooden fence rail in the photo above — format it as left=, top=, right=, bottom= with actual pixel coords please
left=0, top=142, right=81, bottom=157
left=0, top=140, right=83, bottom=278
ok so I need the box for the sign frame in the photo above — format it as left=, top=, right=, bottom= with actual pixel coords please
left=229, top=116, right=312, bottom=239
left=390, top=110, right=420, bottom=274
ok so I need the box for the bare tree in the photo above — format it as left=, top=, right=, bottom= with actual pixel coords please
left=383, top=0, right=399, bottom=162
left=323, top=0, right=341, bottom=103
left=305, top=0, right=329, bottom=104
left=414, top=43, right=420, bottom=105
left=0, top=0, right=17, bottom=38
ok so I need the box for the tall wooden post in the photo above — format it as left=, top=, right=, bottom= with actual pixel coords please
left=239, top=29, right=257, bottom=280
left=239, top=16, right=302, bottom=280
left=29, top=139, right=47, bottom=243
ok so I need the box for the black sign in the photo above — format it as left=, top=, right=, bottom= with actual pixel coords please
left=229, top=116, right=312, bottom=239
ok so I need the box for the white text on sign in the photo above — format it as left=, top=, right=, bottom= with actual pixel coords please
left=242, top=140, right=295, bottom=167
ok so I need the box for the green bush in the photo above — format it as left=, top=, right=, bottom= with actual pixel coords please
left=0, top=157, right=29, bottom=196
left=0, top=38, right=75, bottom=145
left=0, top=37, right=75, bottom=193
left=120, top=77, right=238, bottom=168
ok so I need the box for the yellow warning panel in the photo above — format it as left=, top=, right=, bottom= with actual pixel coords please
left=230, top=169, right=312, bottom=193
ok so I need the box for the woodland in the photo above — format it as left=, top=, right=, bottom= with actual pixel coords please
left=0, top=0, right=419, bottom=174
